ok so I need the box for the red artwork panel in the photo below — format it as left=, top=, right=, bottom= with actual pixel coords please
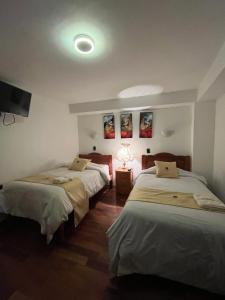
left=120, top=113, right=133, bottom=138
left=139, top=112, right=153, bottom=138
left=103, top=114, right=115, bottom=139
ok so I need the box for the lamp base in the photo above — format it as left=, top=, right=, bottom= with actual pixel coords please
left=122, top=162, right=127, bottom=169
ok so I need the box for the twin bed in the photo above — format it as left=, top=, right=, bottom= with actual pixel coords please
left=1, top=151, right=225, bottom=294
left=0, top=153, right=112, bottom=243
left=107, top=153, right=225, bottom=295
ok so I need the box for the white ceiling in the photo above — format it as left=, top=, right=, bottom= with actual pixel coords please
left=0, top=0, right=225, bottom=104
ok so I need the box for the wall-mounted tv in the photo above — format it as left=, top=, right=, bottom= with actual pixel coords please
left=0, top=81, right=32, bottom=117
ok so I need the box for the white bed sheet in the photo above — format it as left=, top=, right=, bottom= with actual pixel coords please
left=107, top=172, right=225, bottom=295
left=0, top=167, right=107, bottom=243
left=42, top=167, right=106, bottom=197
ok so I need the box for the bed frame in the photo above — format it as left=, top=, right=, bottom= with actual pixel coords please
left=79, top=152, right=112, bottom=175
left=142, top=153, right=191, bottom=171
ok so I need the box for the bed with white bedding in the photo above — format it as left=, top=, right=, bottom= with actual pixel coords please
left=0, top=153, right=112, bottom=243
left=107, top=153, right=225, bottom=295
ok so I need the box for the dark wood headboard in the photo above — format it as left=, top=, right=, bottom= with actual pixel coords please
left=142, top=153, right=191, bottom=171
left=79, top=153, right=113, bottom=176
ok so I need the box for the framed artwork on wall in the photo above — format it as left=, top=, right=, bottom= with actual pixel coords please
left=139, top=112, right=153, bottom=138
left=120, top=113, right=133, bottom=138
left=103, top=114, right=115, bottom=139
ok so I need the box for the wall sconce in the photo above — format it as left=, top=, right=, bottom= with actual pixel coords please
left=89, top=131, right=98, bottom=140
left=161, top=129, right=174, bottom=137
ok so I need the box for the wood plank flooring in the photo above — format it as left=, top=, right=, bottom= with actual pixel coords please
left=0, top=188, right=223, bottom=300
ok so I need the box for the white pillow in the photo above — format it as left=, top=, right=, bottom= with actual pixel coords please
left=178, top=168, right=207, bottom=185
left=86, top=162, right=110, bottom=182
left=87, top=162, right=105, bottom=168
left=140, top=166, right=156, bottom=174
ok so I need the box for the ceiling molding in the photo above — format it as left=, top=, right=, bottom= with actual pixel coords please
left=69, top=89, right=197, bottom=114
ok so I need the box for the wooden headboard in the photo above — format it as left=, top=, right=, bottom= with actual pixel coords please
left=79, top=153, right=113, bottom=176
left=142, top=153, right=191, bottom=171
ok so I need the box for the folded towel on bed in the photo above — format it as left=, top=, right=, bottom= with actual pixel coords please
left=52, top=177, right=72, bottom=184
left=193, top=194, right=225, bottom=212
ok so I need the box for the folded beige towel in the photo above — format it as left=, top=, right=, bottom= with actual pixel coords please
left=53, top=177, right=72, bottom=184
left=194, top=194, right=225, bottom=212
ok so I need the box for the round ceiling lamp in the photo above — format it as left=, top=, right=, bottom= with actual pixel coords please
left=74, top=34, right=95, bottom=54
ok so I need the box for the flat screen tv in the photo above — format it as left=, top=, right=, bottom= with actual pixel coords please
left=0, top=81, right=32, bottom=117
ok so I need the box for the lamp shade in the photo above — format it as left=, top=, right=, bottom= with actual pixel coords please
left=117, top=143, right=134, bottom=168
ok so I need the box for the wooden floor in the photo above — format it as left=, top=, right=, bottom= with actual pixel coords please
left=0, top=188, right=224, bottom=300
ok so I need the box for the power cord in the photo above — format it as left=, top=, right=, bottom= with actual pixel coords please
left=1, top=112, right=15, bottom=126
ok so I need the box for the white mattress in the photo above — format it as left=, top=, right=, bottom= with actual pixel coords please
left=0, top=166, right=108, bottom=243
left=107, top=171, right=225, bottom=295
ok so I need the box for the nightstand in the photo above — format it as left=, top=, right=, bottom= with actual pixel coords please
left=116, top=168, right=133, bottom=196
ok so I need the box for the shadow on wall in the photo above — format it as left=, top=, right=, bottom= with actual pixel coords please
left=33, top=160, right=66, bottom=174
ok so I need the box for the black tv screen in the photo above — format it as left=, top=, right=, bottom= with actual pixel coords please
left=0, top=81, right=32, bottom=117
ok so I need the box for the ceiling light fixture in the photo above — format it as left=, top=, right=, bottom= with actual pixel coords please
left=74, top=34, right=95, bottom=54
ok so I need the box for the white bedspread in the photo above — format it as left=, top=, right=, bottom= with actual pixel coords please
left=107, top=171, right=225, bottom=295
left=42, top=167, right=106, bottom=197
left=0, top=166, right=108, bottom=243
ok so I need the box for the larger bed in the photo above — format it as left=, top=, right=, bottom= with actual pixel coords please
left=0, top=153, right=112, bottom=243
left=107, top=153, right=225, bottom=295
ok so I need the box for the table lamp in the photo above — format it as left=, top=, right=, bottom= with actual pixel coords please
left=117, top=143, right=134, bottom=169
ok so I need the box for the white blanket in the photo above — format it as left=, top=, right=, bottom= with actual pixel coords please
left=107, top=171, right=225, bottom=295
left=42, top=166, right=107, bottom=197
left=0, top=165, right=109, bottom=243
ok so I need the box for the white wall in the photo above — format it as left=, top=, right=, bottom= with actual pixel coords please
left=0, top=94, right=78, bottom=183
left=78, top=106, right=192, bottom=179
left=213, top=94, right=225, bottom=201
left=192, top=101, right=215, bottom=186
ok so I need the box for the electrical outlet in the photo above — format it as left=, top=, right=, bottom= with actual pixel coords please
left=146, top=148, right=151, bottom=154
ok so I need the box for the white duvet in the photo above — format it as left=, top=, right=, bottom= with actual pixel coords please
left=0, top=164, right=109, bottom=243
left=107, top=169, right=225, bottom=295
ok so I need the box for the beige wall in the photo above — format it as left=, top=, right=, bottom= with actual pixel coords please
left=78, top=106, right=192, bottom=179
left=2, top=92, right=223, bottom=201
left=192, top=101, right=215, bottom=186
left=213, top=94, right=225, bottom=201
left=0, top=94, right=78, bottom=183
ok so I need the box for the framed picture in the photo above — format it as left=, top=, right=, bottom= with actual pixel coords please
left=103, top=114, right=115, bottom=139
left=120, top=113, right=133, bottom=138
left=139, top=112, right=153, bottom=138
